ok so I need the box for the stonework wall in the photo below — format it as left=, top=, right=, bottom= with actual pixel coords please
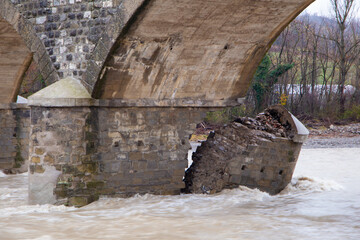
left=28, top=103, right=209, bottom=206
left=29, top=106, right=92, bottom=204
left=10, top=0, right=118, bottom=79
left=0, top=104, right=30, bottom=172
left=229, top=138, right=301, bottom=194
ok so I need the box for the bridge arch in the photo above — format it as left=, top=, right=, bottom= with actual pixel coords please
left=88, top=0, right=315, bottom=101
left=0, top=0, right=58, bottom=102
left=82, top=0, right=147, bottom=94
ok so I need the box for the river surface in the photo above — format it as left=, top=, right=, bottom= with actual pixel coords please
left=1, top=148, right=360, bottom=240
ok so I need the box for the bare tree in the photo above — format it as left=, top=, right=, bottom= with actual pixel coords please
left=330, top=0, right=360, bottom=113
left=253, top=5, right=360, bottom=119
left=351, top=19, right=360, bottom=104
left=269, top=20, right=301, bottom=109
left=319, top=40, right=337, bottom=103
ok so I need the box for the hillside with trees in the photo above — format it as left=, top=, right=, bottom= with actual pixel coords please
left=246, top=0, right=360, bottom=122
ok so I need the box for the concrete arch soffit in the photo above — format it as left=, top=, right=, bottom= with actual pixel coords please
left=0, top=0, right=59, bottom=87
left=82, top=0, right=147, bottom=96
left=232, top=0, right=315, bottom=98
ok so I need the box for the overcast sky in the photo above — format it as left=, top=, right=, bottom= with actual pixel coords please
left=304, top=0, right=360, bottom=18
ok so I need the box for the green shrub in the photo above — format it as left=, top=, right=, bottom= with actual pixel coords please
left=204, top=106, right=248, bottom=124
left=343, top=105, right=360, bottom=121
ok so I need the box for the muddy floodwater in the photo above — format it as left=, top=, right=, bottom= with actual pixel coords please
left=1, top=148, right=360, bottom=240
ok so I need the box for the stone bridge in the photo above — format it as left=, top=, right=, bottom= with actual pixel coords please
left=0, top=0, right=313, bottom=206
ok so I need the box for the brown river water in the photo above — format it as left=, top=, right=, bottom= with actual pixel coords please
left=1, top=148, right=360, bottom=240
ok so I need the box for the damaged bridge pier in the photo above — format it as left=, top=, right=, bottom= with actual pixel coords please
left=184, top=106, right=309, bottom=195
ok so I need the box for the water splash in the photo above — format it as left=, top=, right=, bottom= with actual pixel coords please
left=0, top=171, right=7, bottom=178
left=0, top=204, right=76, bottom=217
left=24, top=236, right=55, bottom=240
left=281, top=175, right=343, bottom=195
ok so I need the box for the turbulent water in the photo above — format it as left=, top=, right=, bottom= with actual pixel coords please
left=1, top=148, right=360, bottom=240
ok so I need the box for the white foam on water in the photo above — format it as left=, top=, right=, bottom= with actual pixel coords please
left=24, top=236, right=54, bottom=240
left=0, top=171, right=28, bottom=177
left=19, top=171, right=28, bottom=176
left=0, top=187, right=27, bottom=199
left=88, top=176, right=340, bottom=216
left=281, top=175, right=343, bottom=195
left=0, top=204, right=76, bottom=217
left=80, top=186, right=272, bottom=219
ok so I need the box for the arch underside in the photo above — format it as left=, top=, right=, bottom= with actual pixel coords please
left=0, top=0, right=58, bottom=103
left=95, top=0, right=314, bottom=101
left=0, top=16, right=31, bottom=103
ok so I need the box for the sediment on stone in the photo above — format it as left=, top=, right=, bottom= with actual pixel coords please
left=183, top=105, right=304, bottom=195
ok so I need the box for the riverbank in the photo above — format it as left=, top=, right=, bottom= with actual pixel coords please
left=303, top=136, right=360, bottom=148
left=303, top=123, right=360, bottom=148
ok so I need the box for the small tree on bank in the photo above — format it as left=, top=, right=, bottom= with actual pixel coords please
left=251, top=54, right=293, bottom=113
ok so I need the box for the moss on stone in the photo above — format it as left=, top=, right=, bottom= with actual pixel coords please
left=68, top=196, right=89, bottom=207
left=13, top=144, right=24, bottom=168
left=76, top=163, right=97, bottom=173
left=86, top=181, right=105, bottom=189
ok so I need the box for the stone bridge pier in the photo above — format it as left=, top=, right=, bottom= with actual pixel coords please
left=0, top=0, right=314, bottom=206
left=28, top=99, right=225, bottom=205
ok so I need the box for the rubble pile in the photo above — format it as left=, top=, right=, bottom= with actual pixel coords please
left=234, top=109, right=293, bottom=138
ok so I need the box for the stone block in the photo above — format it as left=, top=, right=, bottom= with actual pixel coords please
left=103, top=161, right=121, bottom=173
left=44, top=154, right=55, bottom=164
left=35, top=165, right=45, bottom=173
left=146, top=160, right=158, bottom=169
left=86, top=181, right=105, bottom=189
left=68, top=196, right=90, bottom=207
left=129, top=151, right=142, bottom=161
left=31, top=156, right=41, bottom=163
left=143, top=152, right=158, bottom=161
left=35, top=148, right=45, bottom=155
